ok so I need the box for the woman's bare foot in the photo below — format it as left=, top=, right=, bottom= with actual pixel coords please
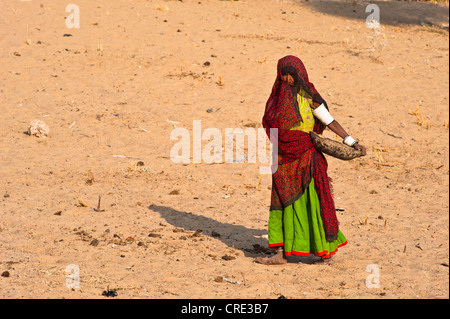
left=317, top=256, right=335, bottom=265
left=254, top=249, right=287, bottom=265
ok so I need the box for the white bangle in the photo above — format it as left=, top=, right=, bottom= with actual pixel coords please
left=343, top=135, right=357, bottom=147
left=312, top=103, right=334, bottom=126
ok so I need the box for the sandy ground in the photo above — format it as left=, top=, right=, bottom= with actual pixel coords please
left=0, top=0, right=449, bottom=299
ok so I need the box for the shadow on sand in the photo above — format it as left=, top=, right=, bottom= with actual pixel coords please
left=299, top=0, right=449, bottom=28
left=148, top=204, right=322, bottom=264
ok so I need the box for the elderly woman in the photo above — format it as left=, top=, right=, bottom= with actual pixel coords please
left=256, top=56, right=366, bottom=265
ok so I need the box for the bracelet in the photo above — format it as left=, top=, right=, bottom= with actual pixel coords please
left=343, top=135, right=357, bottom=147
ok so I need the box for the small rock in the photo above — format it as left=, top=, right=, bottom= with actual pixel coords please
left=211, top=231, right=221, bottom=238
left=102, top=287, right=118, bottom=297
left=1, top=271, right=10, bottom=277
left=203, top=61, right=210, bottom=66
left=222, top=255, right=235, bottom=261
left=90, top=239, right=99, bottom=247
left=191, top=230, right=202, bottom=238
left=28, top=120, right=49, bottom=138
left=148, top=233, right=161, bottom=238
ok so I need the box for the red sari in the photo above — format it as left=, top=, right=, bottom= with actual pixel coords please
left=262, top=56, right=339, bottom=241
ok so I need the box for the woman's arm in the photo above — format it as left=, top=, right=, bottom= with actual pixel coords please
left=312, top=101, right=367, bottom=156
left=326, top=120, right=348, bottom=140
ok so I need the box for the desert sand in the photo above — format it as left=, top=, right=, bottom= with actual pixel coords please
left=0, top=0, right=449, bottom=299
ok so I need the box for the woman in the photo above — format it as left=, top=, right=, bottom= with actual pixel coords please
left=256, top=55, right=366, bottom=265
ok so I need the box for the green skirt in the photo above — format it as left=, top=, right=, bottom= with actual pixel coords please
left=268, top=177, right=347, bottom=258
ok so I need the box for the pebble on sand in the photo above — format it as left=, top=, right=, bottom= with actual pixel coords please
left=28, top=120, right=49, bottom=138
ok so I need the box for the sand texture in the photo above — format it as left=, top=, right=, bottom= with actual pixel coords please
left=0, top=0, right=448, bottom=299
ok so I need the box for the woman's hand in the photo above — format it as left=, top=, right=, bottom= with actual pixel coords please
left=353, top=143, right=367, bottom=156
left=326, top=120, right=367, bottom=156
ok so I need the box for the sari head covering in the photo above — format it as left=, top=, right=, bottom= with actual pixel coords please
left=262, top=55, right=339, bottom=241
left=263, top=55, right=328, bottom=132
